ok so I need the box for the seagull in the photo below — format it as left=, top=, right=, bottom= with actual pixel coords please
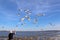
left=24, top=15, right=31, bottom=21
left=49, top=23, right=55, bottom=26
left=25, top=15, right=28, bottom=18
left=27, top=17, right=30, bottom=21
left=36, top=13, right=45, bottom=17
left=16, top=25, right=18, bottom=27
left=24, top=9, right=31, bottom=15
left=18, top=8, right=23, bottom=12
left=33, top=18, right=38, bottom=24
left=27, top=16, right=31, bottom=21
left=17, top=13, right=20, bottom=16
left=20, top=18, right=25, bottom=22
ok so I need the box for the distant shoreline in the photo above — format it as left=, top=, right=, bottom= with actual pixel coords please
left=0, top=30, right=60, bottom=31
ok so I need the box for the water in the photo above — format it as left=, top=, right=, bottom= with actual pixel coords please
left=0, top=30, right=60, bottom=37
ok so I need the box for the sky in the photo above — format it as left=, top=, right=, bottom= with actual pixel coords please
left=0, top=0, right=60, bottom=31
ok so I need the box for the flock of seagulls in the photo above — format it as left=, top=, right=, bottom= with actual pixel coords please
left=17, top=8, right=56, bottom=27
left=0, top=0, right=57, bottom=31
left=49, top=23, right=55, bottom=26
left=17, top=8, right=46, bottom=27
left=1, top=8, right=56, bottom=30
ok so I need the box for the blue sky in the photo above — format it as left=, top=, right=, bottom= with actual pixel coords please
left=0, top=0, right=60, bottom=31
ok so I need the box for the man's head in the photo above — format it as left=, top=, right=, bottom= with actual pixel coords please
left=9, top=30, right=16, bottom=34
left=10, top=30, right=13, bottom=33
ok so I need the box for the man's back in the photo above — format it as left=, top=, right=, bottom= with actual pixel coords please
left=8, top=33, right=15, bottom=40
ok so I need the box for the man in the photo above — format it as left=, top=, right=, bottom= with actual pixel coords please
left=8, top=31, right=16, bottom=40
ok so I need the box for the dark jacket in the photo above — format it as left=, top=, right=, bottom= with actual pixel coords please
left=8, top=33, right=15, bottom=40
